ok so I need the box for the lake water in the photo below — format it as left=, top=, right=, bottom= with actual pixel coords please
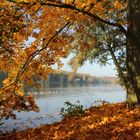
left=0, top=84, right=126, bottom=133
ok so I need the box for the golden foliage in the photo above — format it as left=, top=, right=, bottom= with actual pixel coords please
left=0, top=0, right=73, bottom=117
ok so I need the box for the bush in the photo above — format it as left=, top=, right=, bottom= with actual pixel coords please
left=94, top=100, right=109, bottom=106
left=60, top=101, right=84, bottom=118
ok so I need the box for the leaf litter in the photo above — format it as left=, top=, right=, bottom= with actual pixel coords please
left=0, top=103, right=140, bottom=140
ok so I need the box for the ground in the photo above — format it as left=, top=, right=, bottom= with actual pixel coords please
left=0, top=103, right=140, bottom=140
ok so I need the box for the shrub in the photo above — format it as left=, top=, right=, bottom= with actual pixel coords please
left=60, top=101, right=84, bottom=118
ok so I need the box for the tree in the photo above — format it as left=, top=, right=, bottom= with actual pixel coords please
left=69, top=21, right=127, bottom=83
left=0, top=0, right=72, bottom=119
left=48, top=0, right=140, bottom=107
left=37, top=0, right=139, bottom=107
left=0, top=0, right=139, bottom=119
left=126, top=0, right=140, bottom=106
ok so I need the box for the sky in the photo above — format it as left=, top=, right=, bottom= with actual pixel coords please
left=60, top=55, right=117, bottom=77
left=27, top=37, right=117, bottom=77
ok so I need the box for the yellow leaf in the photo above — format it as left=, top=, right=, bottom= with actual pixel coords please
left=17, top=88, right=24, bottom=96
left=114, top=1, right=123, bottom=9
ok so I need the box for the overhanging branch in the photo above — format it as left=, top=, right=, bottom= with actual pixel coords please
left=0, top=21, right=70, bottom=92
left=15, top=21, right=70, bottom=81
left=8, top=0, right=127, bottom=36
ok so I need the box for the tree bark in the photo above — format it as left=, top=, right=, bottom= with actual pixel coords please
left=126, top=0, right=140, bottom=106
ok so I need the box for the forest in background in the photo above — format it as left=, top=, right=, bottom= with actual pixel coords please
left=0, top=70, right=117, bottom=89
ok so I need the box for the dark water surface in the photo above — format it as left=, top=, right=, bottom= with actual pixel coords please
left=0, top=84, right=126, bottom=133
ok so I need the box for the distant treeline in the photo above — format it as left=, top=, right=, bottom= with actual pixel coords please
left=0, top=71, right=117, bottom=88
left=44, top=71, right=117, bottom=87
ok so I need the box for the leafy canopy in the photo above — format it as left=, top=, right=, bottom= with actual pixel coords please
left=0, top=0, right=127, bottom=119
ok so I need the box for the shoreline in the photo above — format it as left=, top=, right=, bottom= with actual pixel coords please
left=0, top=102, right=140, bottom=140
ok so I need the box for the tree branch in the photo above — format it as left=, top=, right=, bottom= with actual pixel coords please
left=15, top=21, right=70, bottom=82
left=107, top=44, right=127, bottom=86
left=0, top=21, right=70, bottom=92
left=8, top=0, right=127, bottom=36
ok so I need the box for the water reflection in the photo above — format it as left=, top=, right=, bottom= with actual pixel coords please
left=0, top=84, right=126, bottom=133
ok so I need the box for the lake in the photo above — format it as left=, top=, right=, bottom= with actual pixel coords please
left=0, top=84, right=126, bottom=133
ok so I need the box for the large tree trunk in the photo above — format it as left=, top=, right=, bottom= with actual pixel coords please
left=126, top=0, right=140, bottom=106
